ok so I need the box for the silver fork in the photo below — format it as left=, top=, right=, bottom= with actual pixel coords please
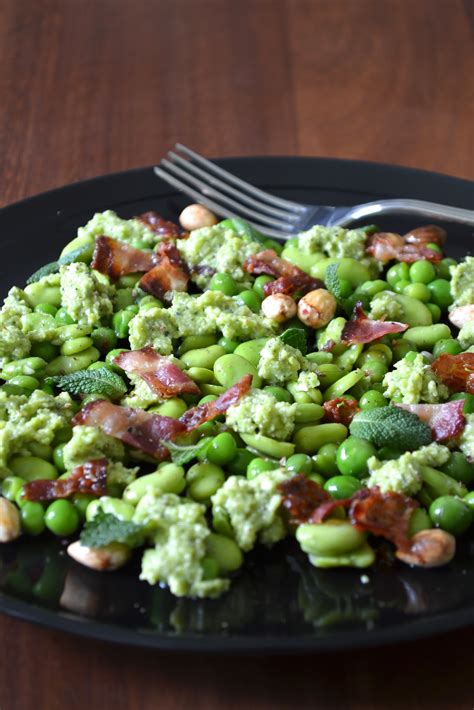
left=154, top=144, right=474, bottom=240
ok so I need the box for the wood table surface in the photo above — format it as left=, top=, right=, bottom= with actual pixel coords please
left=0, top=1, right=473, bottom=708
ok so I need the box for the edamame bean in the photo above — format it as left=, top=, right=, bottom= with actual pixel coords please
left=323, top=369, right=364, bottom=401
left=263, top=385, right=293, bottom=403
left=213, top=353, right=261, bottom=389
left=60, top=336, right=94, bottom=356
left=293, top=423, right=347, bottom=455
left=186, top=462, right=225, bottom=503
left=25, top=283, right=61, bottom=308
left=113, top=310, right=135, bottom=339
left=178, top=334, right=218, bottom=355
left=151, top=398, right=188, bottom=419
left=429, top=496, right=472, bottom=536
left=297, top=520, right=367, bottom=556
left=240, top=433, right=295, bottom=458
left=1, top=476, right=26, bottom=501
left=44, top=347, right=100, bottom=376
left=247, top=457, right=277, bottom=479
left=205, top=533, right=243, bottom=573
left=9, top=456, right=58, bottom=482
left=207, top=433, right=238, bottom=466
left=336, top=436, right=376, bottom=478
left=2, top=357, right=46, bottom=379
left=294, top=403, right=324, bottom=423
left=123, top=464, right=186, bottom=504
left=45, top=500, right=80, bottom=536
left=324, top=475, right=362, bottom=499
left=21, top=501, right=46, bottom=536
left=234, top=338, right=269, bottom=367
left=185, top=367, right=215, bottom=384
left=402, top=323, right=451, bottom=350
left=217, top=337, right=240, bottom=353
left=180, top=345, right=227, bottom=370
left=8, top=375, right=39, bottom=392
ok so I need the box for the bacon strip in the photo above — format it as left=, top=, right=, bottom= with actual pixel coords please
left=431, top=353, right=474, bottom=394
left=23, top=459, right=108, bottom=501
left=114, top=346, right=200, bottom=398
left=350, top=488, right=418, bottom=552
left=139, top=241, right=189, bottom=300
left=323, top=397, right=360, bottom=425
left=243, top=249, right=323, bottom=296
left=135, top=211, right=182, bottom=239
left=92, top=236, right=156, bottom=280
left=72, top=375, right=252, bottom=459
left=396, top=400, right=466, bottom=442
left=341, top=302, right=408, bottom=344
left=366, top=232, right=442, bottom=263
left=278, top=475, right=331, bottom=525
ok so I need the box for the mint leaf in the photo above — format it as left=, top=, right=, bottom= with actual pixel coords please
left=80, top=510, right=143, bottom=548
left=46, top=367, right=127, bottom=399
left=350, top=406, right=432, bottom=450
left=325, top=263, right=344, bottom=302
left=26, top=243, right=94, bottom=284
left=279, top=328, right=307, bottom=355
left=162, top=437, right=213, bottom=465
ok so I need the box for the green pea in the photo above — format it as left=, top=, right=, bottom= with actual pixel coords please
left=436, top=258, right=456, bottom=280
left=336, top=436, right=376, bottom=478
left=402, top=324, right=451, bottom=350
left=312, top=443, right=339, bottom=478
left=1, top=476, right=26, bottom=501
left=45, top=500, right=80, bottom=536
left=324, top=475, right=362, bottom=499
left=20, top=502, right=46, bottom=536
left=112, top=310, right=135, bottom=339
left=217, top=337, right=240, bottom=353
left=117, top=273, right=142, bottom=288
left=44, top=347, right=100, bottom=376
left=209, top=273, right=239, bottom=296
left=440, top=452, right=474, bottom=485
left=409, top=508, right=433, bottom=536
left=73, top=493, right=96, bottom=519
left=178, top=334, right=218, bottom=355
left=227, top=449, right=255, bottom=476
left=105, top=348, right=129, bottom=368
left=212, top=507, right=235, bottom=538
left=360, top=359, right=387, bottom=384
left=123, top=465, right=186, bottom=504
left=263, top=238, right=283, bottom=254
left=429, top=496, right=472, bottom=536
left=207, top=432, right=238, bottom=466
left=335, top=344, right=363, bottom=371
left=52, top=444, right=66, bottom=473
left=394, top=279, right=411, bottom=294
left=409, top=260, right=437, bottom=284
left=55, top=308, right=75, bottom=325
left=359, top=390, right=388, bottom=409
left=293, top=423, right=347, bottom=455
left=30, top=342, right=59, bottom=362
left=428, top=278, right=452, bottom=309
left=356, top=280, right=388, bottom=297
left=403, top=282, right=431, bottom=302
left=3, top=357, right=47, bottom=380
left=297, top=520, right=367, bottom=556
left=240, top=432, right=295, bottom=459
left=114, top=288, right=135, bottom=310
left=433, top=339, right=462, bottom=358
left=213, top=353, right=261, bottom=389
left=34, top=303, right=57, bottom=316
left=205, top=533, right=243, bottom=573
left=387, top=263, right=410, bottom=286
left=235, top=290, right=261, bottom=312
left=9, top=456, right=58, bottom=482
left=180, top=345, right=227, bottom=370
left=263, top=385, right=293, bottom=403
left=392, top=339, right=414, bottom=362
left=8, top=375, right=40, bottom=392
left=253, top=275, right=274, bottom=299
left=91, top=327, right=117, bottom=353
left=186, top=462, right=225, bottom=503
left=285, top=453, right=313, bottom=476
left=247, top=457, right=276, bottom=479
left=323, top=369, right=364, bottom=400
left=463, top=491, right=474, bottom=513
left=60, top=336, right=94, bottom=356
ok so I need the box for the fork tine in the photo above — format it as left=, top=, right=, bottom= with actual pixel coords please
left=168, top=151, right=300, bottom=222
left=153, top=166, right=293, bottom=239
left=160, top=158, right=297, bottom=230
left=175, top=144, right=307, bottom=214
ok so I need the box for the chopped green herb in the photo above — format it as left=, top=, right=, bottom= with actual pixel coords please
left=46, top=367, right=127, bottom=399
left=80, top=510, right=143, bottom=548
left=350, top=406, right=432, bottom=450
left=325, top=263, right=344, bottom=303
left=162, top=437, right=214, bottom=465
left=279, top=327, right=307, bottom=355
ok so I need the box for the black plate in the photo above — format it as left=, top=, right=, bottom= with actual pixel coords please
left=0, top=157, right=473, bottom=653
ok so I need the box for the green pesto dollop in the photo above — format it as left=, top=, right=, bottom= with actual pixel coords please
left=450, top=257, right=474, bottom=308
left=257, top=337, right=318, bottom=385
left=177, top=224, right=260, bottom=288
left=460, top=414, right=474, bottom=462
left=135, top=491, right=229, bottom=598
left=128, top=306, right=177, bottom=354
left=383, top=353, right=449, bottom=404
left=366, top=442, right=450, bottom=495
left=226, top=389, right=297, bottom=440
left=296, top=225, right=367, bottom=261
left=120, top=373, right=165, bottom=409
left=0, top=287, right=32, bottom=367
left=458, top=321, right=474, bottom=350
left=60, top=263, right=114, bottom=327
left=77, top=209, right=158, bottom=248
left=369, top=291, right=406, bottom=321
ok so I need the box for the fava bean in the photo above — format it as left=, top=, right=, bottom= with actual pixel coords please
left=402, top=323, right=451, bottom=350
left=205, top=533, right=243, bottom=573
left=113, top=310, right=135, bottom=339
left=28, top=443, right=53, bottom=461
left=323, top=369, right=364, bottom=401
left=335, top=344, right=363, bottom=371
left=60, top=336, right=94, bottom=356
left=234, top=338, right=269, bottom=367
left=409, top=508, right=433, bottom=536
left=55, top=308, right=75, bottom=325
left=213, top=353, right=261, bottom=389
left=124, top=465, right=186, bottom=504
left=8, top=375, right=39, bottom=392
left=60, top=234, right=94, bottom=257
left=35, top=303, right=57, bottom=316
left=44, top=347, right=100, bottom=376
left=30, top=342, right=59, bottom=361
left=178, top=334, right=218, bottom=355
left=293, top=423, right=347, bottom=454
left=186, top=462, right=225, bottom=503
left=280, top=246, right=323, bottom=272
left=185, top=367, right=215, bottom=384
left=87, top=496, right=135, bottom=522
left=287, top=383, right=323, bottom=404
left=317, top=364, right=345, bottom=389
left=53, top=324, right=91, bottom=343
left=180, top=345, right=227, bottom=370
left=9, top=456, right=58, bottom=482
left=263, top=385, right=293, bottom=403
left=1, top=476, right=26, bottom=501
left=297, top=520, right=367, bottom=556
left=240, top=433, right=295, bottom=458
left=294, top=403, right=324, bottom=423
left=200, top=383, right=226, bottom=396
left=310, top=258, right=371, bottom=287
left=25, top=283, right=61, bottom=308
left=306, top=352, right=333, bottom=365
left=3, top=357, right=46, bottom=379
left=151, top=398, right=188, bottom=419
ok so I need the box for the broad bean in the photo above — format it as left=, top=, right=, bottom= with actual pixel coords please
left=294, top=403, right=325, bottom=423
left=2, top=357, right=46, bottom=380
left=323, top=369, right=364, bottom=400
left=178, top=334, right=218, bottom=355
left=180, top=345, right=227, bottom=370
left=185, top=367, right=215, bottom=384
left=60, top=336, right=94, bottom=356
left=296, top=520, right=367, bottom=556
left=310, top=258, right=371, bottom=287
left=205, top=532, right=243, bottom=573
left=240, top=433, right=295, bottom=458
left=402, top=323, right=451, bottom=350
left=44, top=347, right=100, bottom=376
left=9, top=456, right=58, bottom=482
left=151, top=398, right=188, bottom=419
left=293, top=423, right=347, bottom=454
left=234, top=338, right=269, bottom=367
left=86, top=496, right=135, bottom=522
left=24, top=283, right=61, bottom=308
left=123, top=464, right=186, bottom=504
left=213, top=353, right=261, bottom=389
left=186, top=462, right=225, bottom=503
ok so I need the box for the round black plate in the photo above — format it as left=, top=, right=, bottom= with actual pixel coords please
left=0, top=157, right=473, bottom=652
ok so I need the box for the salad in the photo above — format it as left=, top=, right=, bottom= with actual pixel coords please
left=0, top=203, right=473, bottom=600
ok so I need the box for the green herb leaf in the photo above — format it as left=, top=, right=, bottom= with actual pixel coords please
left=279, top=327, right=307, bottom=355
left=162, top=437, right=213, bottom=465
left=325, top=263, right=344, bottom=303
left=80, top=510, right=143, bottom=548
left=349, top=406, right=432, bottom=450
left=359, top=224, right=380, bottom=235
left=223, top=217, right=267, bottom=244
left=26, top=243, right=95, bottom=284
left=46, top=367, right=127, bottom=399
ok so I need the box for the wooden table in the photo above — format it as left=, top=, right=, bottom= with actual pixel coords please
left=0, top=1, right=473, bottom=708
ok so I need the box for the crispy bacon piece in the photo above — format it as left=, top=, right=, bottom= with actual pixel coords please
left=243, top=249, right=323, bottom=296
left=350, top=488, right=418, bottom=552
left=323, top=397, right=360, bottom=425
left=72, top=375, right=252, bottom=458
left=23, top=459, right=108, bottom=501
left=404, top=225, right=447, bottom=247
left=139, top=241, right=189, bottom=301
left=135, top=211, right=182, bottom=239
left=341, top=302, right=408, bottom=344
left=431, top=353, right=474, bottom=394
left=114, top=346, right=200, bottom=398
left=396, top=400, right=466, bottom=442
left=179, top=374, right=253, bottom=429
left=91, top=236, right=157, bottom=280
left=366, top=232, right=442, bottom=263
left=278, top=475, right=331, bottom=525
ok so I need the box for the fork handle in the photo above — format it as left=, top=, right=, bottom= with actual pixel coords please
left=331, top=199, right=474, bottom=227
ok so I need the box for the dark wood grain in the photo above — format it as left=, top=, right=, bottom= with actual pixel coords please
left=0, top=1, right=473, bottom=708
